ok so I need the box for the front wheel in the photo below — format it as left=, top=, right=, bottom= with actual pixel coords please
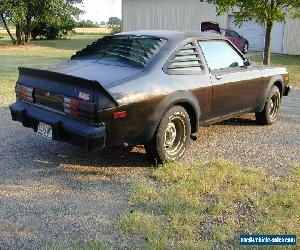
left=145, top=106, right=191, bottom=163
left=255, top=85, right=281, bottom=125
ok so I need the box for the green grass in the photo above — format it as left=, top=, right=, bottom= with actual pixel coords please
left=117, top=160, right=300, bottom=249
left=0, top=34, right=103, bottom=106
left=249, top=53, right=300, bottom=89
left=47, top=241, right=113, bottom=250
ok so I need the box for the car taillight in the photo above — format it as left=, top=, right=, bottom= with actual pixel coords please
left=16, top=83, right=33, bottom=103
left=63, top=97, right=96, bottom=122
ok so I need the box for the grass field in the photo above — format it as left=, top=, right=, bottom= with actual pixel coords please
left=249, top=53, right=300, bottom=89
left=117, top=160, right=300, bottom=249
left=0, top=29, right=299, bottom=107
left=0, top=34, right=103, bottom=106
left=75, top=27, right=111, bottom=34
left=0, top=28, right=16, bottom=35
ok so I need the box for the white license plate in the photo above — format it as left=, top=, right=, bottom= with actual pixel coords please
left=37, top=122, right=53, bottom=140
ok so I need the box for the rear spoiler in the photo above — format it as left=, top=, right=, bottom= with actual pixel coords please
left=18, top=67, right=119, bottom=106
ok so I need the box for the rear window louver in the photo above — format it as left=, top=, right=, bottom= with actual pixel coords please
left=72, top=35, right=166, bottom=68
left=167, top=42, right=203, bottom=70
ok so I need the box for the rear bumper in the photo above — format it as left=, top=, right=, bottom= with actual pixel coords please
left=9, top=101, right=106, bottom=152
left=283, top=85, right=292, bottom=96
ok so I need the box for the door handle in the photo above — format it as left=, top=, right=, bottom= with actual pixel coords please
left=215, top=75, right=223, bottom=80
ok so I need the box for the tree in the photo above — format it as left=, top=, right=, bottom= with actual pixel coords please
left=0, top=13, right=16, bottom=44
left=0, top=0, right=83, bottom=45
left=207, top=0, right=300, bottom=65
left=107, top=17, right=121, bottom=26
left=0, top=1, right=16, bottom=44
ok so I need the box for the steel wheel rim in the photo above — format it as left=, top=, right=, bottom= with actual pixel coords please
left=164, top=116, right=186, bottom=156
left=244, top=44, right=248, bottom=53
left=269, top=92, right=280, bottom=120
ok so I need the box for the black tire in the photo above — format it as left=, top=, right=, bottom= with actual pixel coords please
left=255, top=85, right=281, bottom=125
left=145, top=106, right=191, bottom=163
left=243, top=42, right=249, bottom=54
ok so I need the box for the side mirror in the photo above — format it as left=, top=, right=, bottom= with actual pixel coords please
left=244, top=58, right=251, bottom=67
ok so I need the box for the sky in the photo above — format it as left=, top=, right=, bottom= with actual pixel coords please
left=79, top=0, right=122, bottom=23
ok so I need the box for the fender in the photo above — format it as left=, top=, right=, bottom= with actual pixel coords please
left=254, top=74, right=284, bottom=113
left=137, top=90, right=201, bottom=143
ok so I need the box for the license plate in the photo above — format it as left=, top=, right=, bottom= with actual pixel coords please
left=37, top=122, right=53, bottom=140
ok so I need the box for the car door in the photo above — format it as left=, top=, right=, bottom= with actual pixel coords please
left=163, top=39, right=213, bottom=122
left=198, top=40, right=263, bottom=119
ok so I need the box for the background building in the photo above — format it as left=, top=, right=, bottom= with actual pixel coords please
left=122, top=0, right=300, bottom=55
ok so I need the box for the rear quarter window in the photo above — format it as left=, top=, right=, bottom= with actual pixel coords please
left=165, top=41, right=204, bottom=74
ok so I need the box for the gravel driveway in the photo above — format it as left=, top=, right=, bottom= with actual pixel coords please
left=0, top=91, right=299, bottom=249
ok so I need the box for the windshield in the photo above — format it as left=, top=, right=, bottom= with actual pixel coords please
left=71, top=35, right=166, bottom=68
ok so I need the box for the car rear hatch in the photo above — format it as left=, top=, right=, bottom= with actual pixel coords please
left=15, top=35, right=167, bottom=124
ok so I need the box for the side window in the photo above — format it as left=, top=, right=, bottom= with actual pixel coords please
left=166, top=42, right=203, bottom=73
left=198, top=40, right=244, bottom=70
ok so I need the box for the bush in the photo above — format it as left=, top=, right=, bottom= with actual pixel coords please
left=110, top=25, right=121, bottom=35
left=31, top=19, right=75, bottom=40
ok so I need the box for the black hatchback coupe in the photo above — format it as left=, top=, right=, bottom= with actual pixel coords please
left=10, top=30, right=291, bottom=162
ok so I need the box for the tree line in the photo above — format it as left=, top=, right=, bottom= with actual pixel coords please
left=0, top=0, right=83, bottom=45
left=0, top=0, right=123, bottom=44
left=76, top=17, right=121, bottom=28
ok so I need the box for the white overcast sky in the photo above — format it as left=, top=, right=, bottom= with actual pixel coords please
left=79, top=0, right=122, bottom=23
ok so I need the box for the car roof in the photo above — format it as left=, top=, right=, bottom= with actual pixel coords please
left=117, top=30, right=226, bottom=41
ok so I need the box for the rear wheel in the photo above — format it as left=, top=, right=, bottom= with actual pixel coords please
left=255, top=85, right=281, bottom=125
left=145, top=106, right=191, bottom=163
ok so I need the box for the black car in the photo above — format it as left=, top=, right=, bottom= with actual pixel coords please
left=10, top=31, right=291, bottom=162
